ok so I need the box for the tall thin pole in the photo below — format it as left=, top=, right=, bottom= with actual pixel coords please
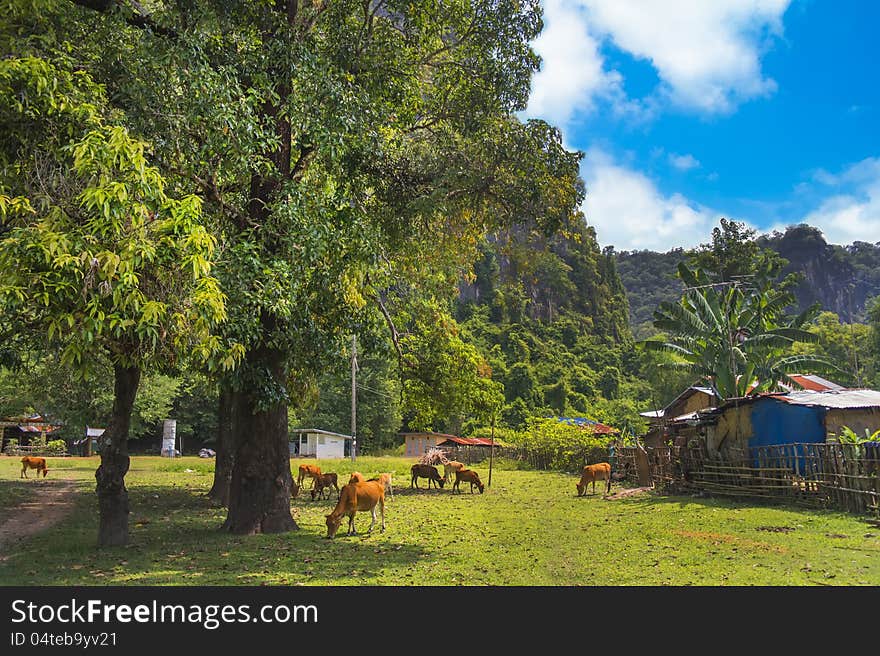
left=488, top=415, right=495, bottom=487
left=351, top=335, right=357, bottom=462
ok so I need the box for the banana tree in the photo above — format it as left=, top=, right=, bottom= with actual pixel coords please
left=643, top=262, right=837, bottom=400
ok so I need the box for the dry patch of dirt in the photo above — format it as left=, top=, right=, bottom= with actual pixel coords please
left=673, top=529, right=788, bottom=553
left=604, top=486, right=653, bottom=500
left=0, top=478, right=78, bottom=557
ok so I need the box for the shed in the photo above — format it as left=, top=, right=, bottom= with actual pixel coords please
left=707, top=389, right=880, bottom=456
left=639, top=386, right=719, bottom=427
left=289, top=428, right=353, bottom=459
left=400, top=431, right=461, bottom=457
left=1, top=414, right=61, bottom=451
left=73, top=427, right=105, bottom=456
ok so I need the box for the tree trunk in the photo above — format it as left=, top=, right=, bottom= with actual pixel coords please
left=208, top=383, right=236, bottom=506
left=222, top=347, right=297, bottom=535
left=95, top=364, right=140, bottom=547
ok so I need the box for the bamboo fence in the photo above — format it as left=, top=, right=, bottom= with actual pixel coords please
left=615, top=442, right=880, bottom=516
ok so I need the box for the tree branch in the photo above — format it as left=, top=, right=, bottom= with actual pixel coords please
left=371, top=289, right=406, bottom=371
left=68, top=0, right=178, bottom=39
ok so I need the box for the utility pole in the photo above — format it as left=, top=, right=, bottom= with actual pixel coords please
left=351, top=335, right=357, bottom=462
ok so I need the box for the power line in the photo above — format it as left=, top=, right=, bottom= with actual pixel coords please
left=357, top=383, right=396, bottom=400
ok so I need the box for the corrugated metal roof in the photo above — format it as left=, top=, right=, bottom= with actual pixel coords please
left=290, top=428, right=354, bottom=440
left=771, top=389, right=880, bottom=409
left=17, top=424, right=60, bottom=433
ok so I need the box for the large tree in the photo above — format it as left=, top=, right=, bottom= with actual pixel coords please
left=39, top=0, right=584, bottom=534
left=0, top=55, right=228, bottom=546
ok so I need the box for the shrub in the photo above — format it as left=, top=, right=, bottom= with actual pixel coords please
left=46, top=439, right=67, bottom=454
left=502, top=417, right=613, bottom=473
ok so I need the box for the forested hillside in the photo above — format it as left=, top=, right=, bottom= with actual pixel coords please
left=617, top=224, right=880, bottom=328
left=294, top=221, right=652, bottom=443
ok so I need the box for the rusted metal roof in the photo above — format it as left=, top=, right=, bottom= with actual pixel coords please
left=783, top=374, right=845, bottom=392
left=435, top=436, right=495, bottom=446
left=557, top=417, right=619, bottom=434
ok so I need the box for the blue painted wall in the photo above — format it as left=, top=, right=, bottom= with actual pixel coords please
left=748, top=399, right=826, bottom=472
left=749, top=400, right=827, bottom=448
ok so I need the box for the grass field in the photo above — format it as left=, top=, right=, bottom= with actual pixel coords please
left=0, top=454, right=879, bottom=586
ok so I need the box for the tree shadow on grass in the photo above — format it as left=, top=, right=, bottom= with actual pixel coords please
left=111, top=484, right=428, bottom=585
left=613, top=487, right=857, bottom=519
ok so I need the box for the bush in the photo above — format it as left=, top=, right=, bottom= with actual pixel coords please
left=503, top=417, right=612, bottom=473
left=46, top=439, right=67, bottom=455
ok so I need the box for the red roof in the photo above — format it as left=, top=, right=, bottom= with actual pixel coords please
left=589, top=423, right=619, bottom=435
left=785, top=374, right=844, bottom=392
left=435, top=436, right=496, bottom=446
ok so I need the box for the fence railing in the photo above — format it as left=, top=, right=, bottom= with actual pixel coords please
left=615, top=443, right=880, bottom=516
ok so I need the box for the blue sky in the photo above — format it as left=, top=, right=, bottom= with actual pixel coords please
left=523, top=0, right=880, bottom=251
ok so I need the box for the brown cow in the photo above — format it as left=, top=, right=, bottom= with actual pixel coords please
left=20, top=456, right=48, bottom=479
left=442, top=460, right=465, bottom=485
left=375, top=472, right=393, bottom=500
left=452, top=468, right=484, bottom=494
left=348, top=471, right=366, bottom=484
left=310, top=473, right=340, bottom=500
left=325, top=480, right=385, bottom=538
left=296, top=464, right=322, bottom=489
left=576, top=462, right=612, bottom=496
left=410, top=464, right=444, bottom=489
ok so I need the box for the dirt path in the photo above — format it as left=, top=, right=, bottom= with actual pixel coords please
left=0, top=478, right=78, bottom=557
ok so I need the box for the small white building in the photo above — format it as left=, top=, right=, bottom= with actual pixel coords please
left=290, top=428, right=354, bottom=459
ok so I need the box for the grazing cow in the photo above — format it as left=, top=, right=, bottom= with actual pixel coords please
left=291, top=480, right=302, bottom=498
left=576, top=462, right=612, bottom=496
left=368, top=473, right=394, bottom=500
left=410, top=464, right=445, bottom=489
left=325, top=480, right=385, bottom=538
left=452, top=468, right=484, bottom=494
left=442, top=460, right=465, bottom=485
left=348, top=471, right=366, bottom=484
left=20, top=456, right=48, bottom=479
left=310, top=473, right=340, bottom=500
left=296, top=464, right=322, bottom=489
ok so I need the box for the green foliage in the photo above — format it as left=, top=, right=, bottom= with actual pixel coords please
left=791, top=312, right=874, bottom=387
left=645, top=259, right=834, bottom=400
left=503, top=417, right=614, bottom=472
left=832, top=425, right=880, bottom=445
left=45, top=438, right=66, bottom=454
left=0, top=56, right=230, bottom=376
left=0, top=354, right=190, bottom=442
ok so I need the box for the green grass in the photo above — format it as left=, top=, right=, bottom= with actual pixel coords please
left=1, top=454, right=879, bottom=585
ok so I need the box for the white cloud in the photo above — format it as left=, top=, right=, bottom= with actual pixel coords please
left=526, top=0, right=624, bottom=127
left=582, top=0, right=790, bottom=113
left=669, top=153, right=701, bottom=171
left=581, top=149, right=720, bottom=251
left=798, top=158, right=880, bottom=245
left=526, top=0, right=790, bottom=127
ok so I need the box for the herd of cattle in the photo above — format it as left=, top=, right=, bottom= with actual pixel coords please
left=16, top=454, right=613, bottom=538
left=290, top=461, right=490, bottom=538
